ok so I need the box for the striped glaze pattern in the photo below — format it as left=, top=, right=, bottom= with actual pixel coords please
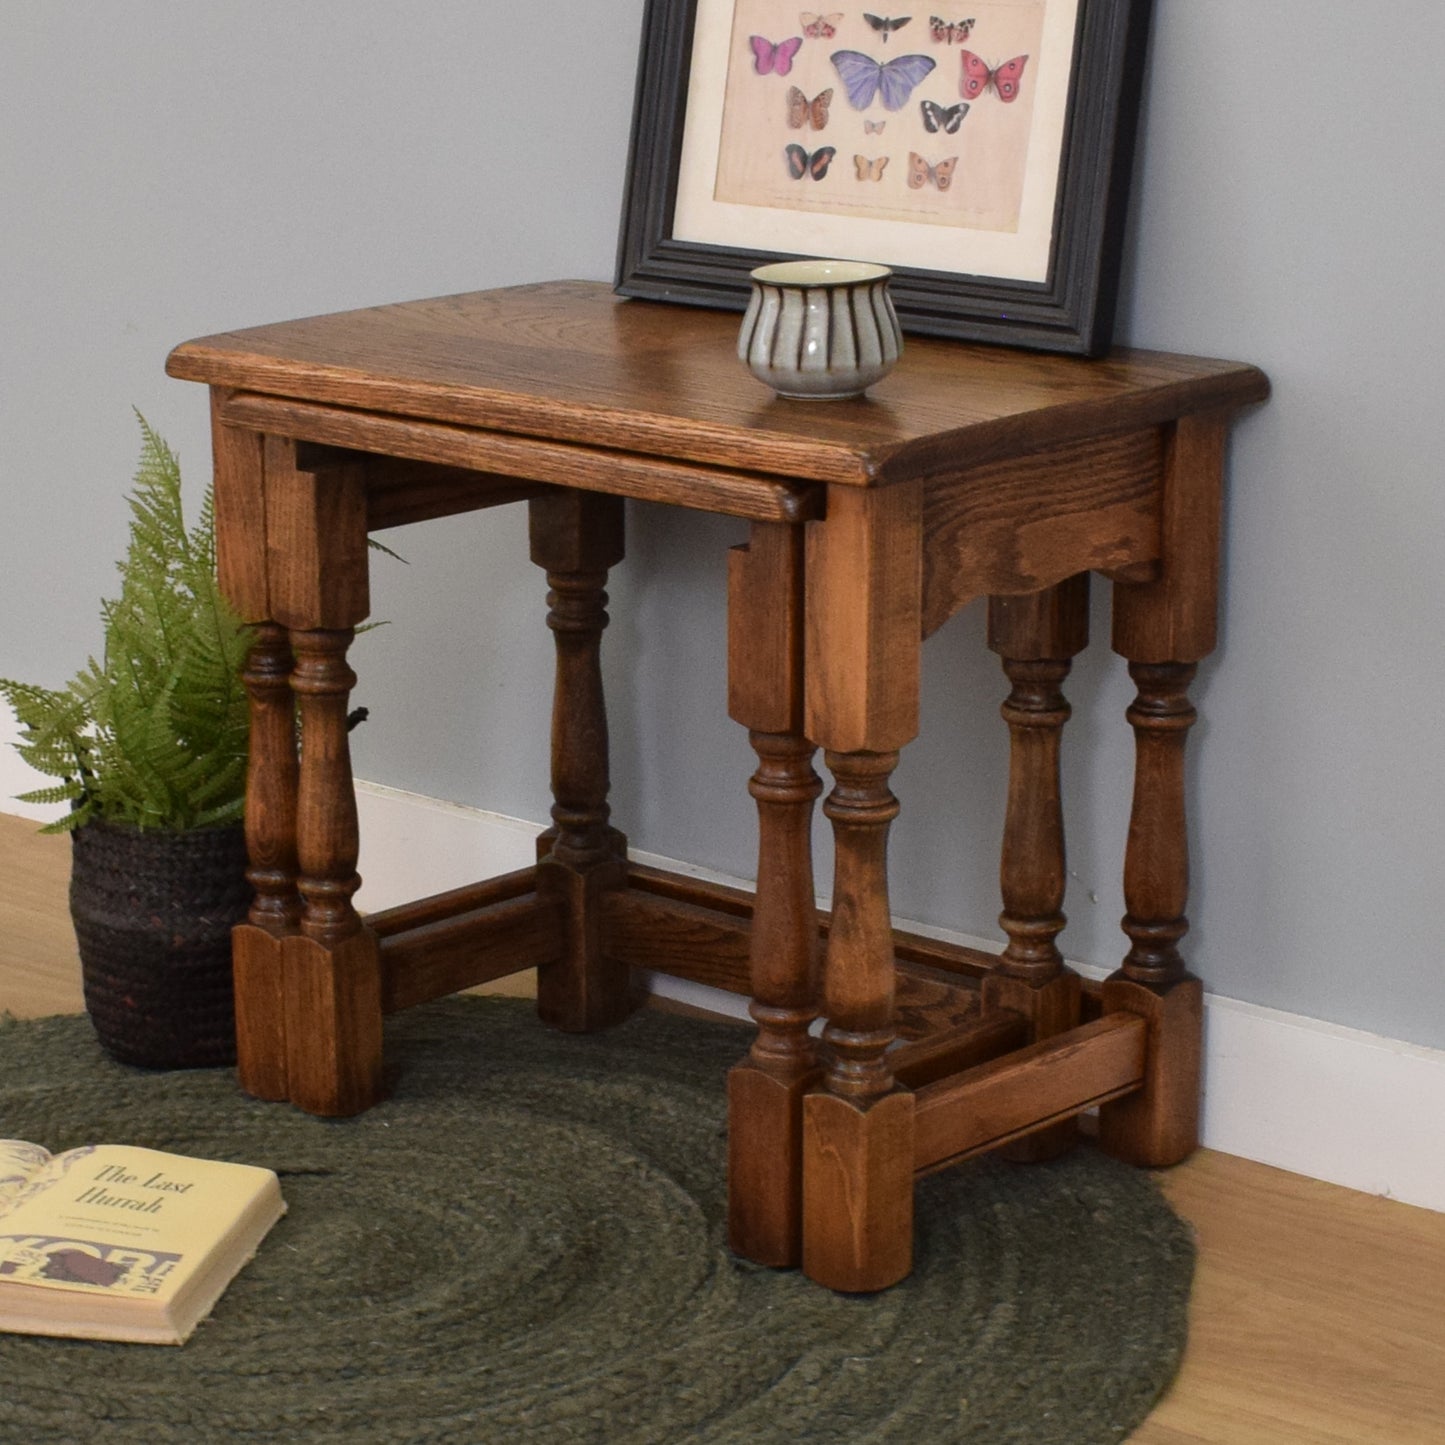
left=739, top=265, right=902, bottom=400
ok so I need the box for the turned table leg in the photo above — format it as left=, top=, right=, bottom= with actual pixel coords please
left=1098, top=660, right=1205, bottom=1165
left=210, top=405, right=300, bottom=1102
left=283, top=625, right=383, bottom=1116
left=233, top=622, right=301, bottom=1101
left=984, top=576, right=1089, bottom=1160
left=801, top=482, right=921, bottom=1292
left=725, top=523, right=821, bottom=1268
left=805, top=748, right=915, bottom=1291
left=529, top=490, right=633, bottom=1032
left=266, top=439, right=384, bottom=1117
left=1100, top=414, right=1227, bottom=1165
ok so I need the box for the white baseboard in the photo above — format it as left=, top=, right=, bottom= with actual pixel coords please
left=0, top=709, right=69, bottom=824
left=7, top=746, right=1443, bottom=1213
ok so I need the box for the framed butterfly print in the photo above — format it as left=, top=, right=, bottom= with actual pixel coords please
left=616, top=0, right=1152, bottom=354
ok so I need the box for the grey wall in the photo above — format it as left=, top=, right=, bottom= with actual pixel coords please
left=3, top=2, right=1442, bottom=1048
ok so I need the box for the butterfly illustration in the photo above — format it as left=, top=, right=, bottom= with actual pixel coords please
left=864, top=119, right=887, bottom=133
left=830, top=50, right=936, bottom=109
left=960, top=50, right=1029, bottom=101
left=929, top=16, right=974, bottom=43
left=787, top=86, right=833, bottom=130
left=920, top=99, right=969, bottom=133
left=853, top=154, right=890, bottom=181
left=785, top=144, right=837, bottom=180
left=750, top=35, right=804, bottom=75
left=864, top=14, right=912, bottom=42
left=801, top=11, right=843, bottom=38
left=908, top=152, right=958, bottom=190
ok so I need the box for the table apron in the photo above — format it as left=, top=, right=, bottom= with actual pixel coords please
left=218, top=391, right=822, bottom=525
left=920, top=425, right=1166, bottom=633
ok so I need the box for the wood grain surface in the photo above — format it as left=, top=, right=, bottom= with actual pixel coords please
left=167, top=281, right=1268, bottom=488
left=0, top=813, right=82, bottom=1018
left=913, top=1013, right=1147, bottom=1172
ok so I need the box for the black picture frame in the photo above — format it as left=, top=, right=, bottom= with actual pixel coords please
left=615, top=0, right=1153, bottom=356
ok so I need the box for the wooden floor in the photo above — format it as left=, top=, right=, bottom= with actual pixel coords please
left=2, top=809, right=1442, bottom=1440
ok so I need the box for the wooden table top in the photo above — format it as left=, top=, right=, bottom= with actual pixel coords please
left=167, top=280, right=1268, bottom=488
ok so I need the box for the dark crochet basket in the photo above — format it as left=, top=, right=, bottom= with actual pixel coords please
left=69, top=817, right=251, bottom=1069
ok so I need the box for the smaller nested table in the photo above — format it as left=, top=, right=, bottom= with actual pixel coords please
left=168, top=282, right=1266, bottom=1291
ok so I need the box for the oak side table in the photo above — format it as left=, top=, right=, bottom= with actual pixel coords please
left=167, top=281, right=1267, bottom=1292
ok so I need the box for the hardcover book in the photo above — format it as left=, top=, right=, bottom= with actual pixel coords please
left=0, top=1139, right=285, bottom=1344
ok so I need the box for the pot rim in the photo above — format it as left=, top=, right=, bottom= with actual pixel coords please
left=750, top=259, right=892, bottom=288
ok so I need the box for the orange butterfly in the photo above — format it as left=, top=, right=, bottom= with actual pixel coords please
left=907, top=151, right=957, bottom=190
left=853, top=154, right=889, bottom=181
left=787, top=86, right=833, bottom=130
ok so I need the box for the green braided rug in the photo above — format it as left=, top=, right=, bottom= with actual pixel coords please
left=0, top=998, right=1193, bottom=1443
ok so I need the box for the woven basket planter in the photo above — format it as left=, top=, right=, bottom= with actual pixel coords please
left=69, top=818, right=251, bottom=1069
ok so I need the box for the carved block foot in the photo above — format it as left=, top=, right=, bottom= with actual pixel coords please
left=802, top=1087, right=915, bottom=1292
left=232, top=923, right=290, bottom=1102
left=1097, top=972, right=1203, bottom=1167
left=281, top=928, right=385, bottom=1117
left=727, top=1057, right=821, bottom=1267
left=535, top=856, right=638, bottom=1032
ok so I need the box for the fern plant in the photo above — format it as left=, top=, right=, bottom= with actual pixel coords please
left=0, top=415, right=252, bottom=834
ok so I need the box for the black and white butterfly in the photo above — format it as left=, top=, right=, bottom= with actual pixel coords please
left=920, top=98, right=969, bottom=133
left=785, top=143, right=837, bottom=180
left=863, top=13, right=912, bottom=42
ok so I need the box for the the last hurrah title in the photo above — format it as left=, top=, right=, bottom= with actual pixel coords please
left=72, top=1161, right=196, bottom=1216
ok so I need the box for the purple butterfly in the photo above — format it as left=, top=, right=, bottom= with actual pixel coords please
left=751, top=35, right=803, bottom=75
left=830, top=50, right=936, bottom=109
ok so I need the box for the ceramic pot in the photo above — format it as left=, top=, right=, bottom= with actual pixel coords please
left=738, top=259, right=902, bottom=399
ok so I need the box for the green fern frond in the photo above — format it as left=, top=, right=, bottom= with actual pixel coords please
left=13, top=780, right=85, bottom=807
left=1, top=415, right=254, bottom=832
left=367, top=536, right=408, bottom=563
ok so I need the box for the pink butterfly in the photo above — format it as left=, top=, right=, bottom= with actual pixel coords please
left=960, top=49, right=1028, bottom=102
left=751, top=35, right=804, bottom=75
left=801, top=12, right=842, bottom=39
